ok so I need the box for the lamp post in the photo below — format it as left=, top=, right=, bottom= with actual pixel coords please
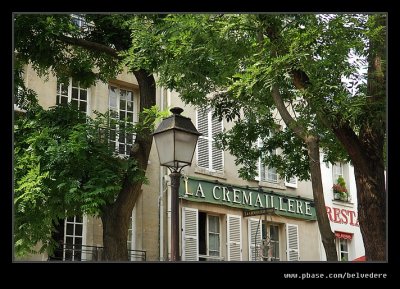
left=153, top=107, right=201, bottom=261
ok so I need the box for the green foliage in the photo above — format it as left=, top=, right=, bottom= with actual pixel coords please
left=14, top=102, right=162, bottom=256
left=123, top=14, right=385, bottom=183
left=14, top=14, right=122, bottom=87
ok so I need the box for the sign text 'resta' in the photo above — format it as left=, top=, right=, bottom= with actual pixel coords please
left=179, top=177, right=316, bottom=221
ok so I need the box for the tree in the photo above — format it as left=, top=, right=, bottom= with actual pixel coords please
left=124, top=14, right=386, bottom=260
left=14, top=14, right=161, bottom=260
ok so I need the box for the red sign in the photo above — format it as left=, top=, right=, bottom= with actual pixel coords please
left=326, top=206, right=359, bottom=226
left=335, top=231, right=353, bottom=240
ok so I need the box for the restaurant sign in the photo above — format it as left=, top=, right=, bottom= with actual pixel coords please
left=179, top=177, right=316, bottom=221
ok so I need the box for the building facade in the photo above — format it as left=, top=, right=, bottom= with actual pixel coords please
left=318, top=159, right=365, bottom=261
left=15, top=65, right=363, bottom=262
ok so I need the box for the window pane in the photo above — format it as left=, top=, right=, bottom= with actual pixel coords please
left=66, top=236, right=74, bottom=245
left=79, top=101, right=87, bottom=112
left=75, top=224, right=83, bottom=236
left=119, top=133, right=125, bottom=143
left=209, top=234, right=219, bottom=252
left=80, top=90, right=87, bottom=101
left=74, top=237, right=82, bottom=245
left=71, top=99, right=78, bottom=109
left=120, top=99, right=126, bottom=110
left=61, top=96, right=68, bottom=105
left=270, top=225, right=279, bottom=241
left=340, top=240, right=348, bottom=251
left=66, top=224, right=74, bottom=236
left=126, top=134, right=133, bottom=144
left=127, top=112, right=133, bottom=123
left=110, top=130, right=116, bottom=141
left=126, top=91, right=132, bottom=101
left=109, top=87, right=117, bottom=108
left=120, top=111, right=126, bottom=121
left=75, top=216, right=82, bottom=223
left=61, top=83, right=68, bottom=95
left=208, top=216, right=219, bottom=233
left=127, top=101, right=133, bottom=112
left=119, top=144, right=125, bottom=154
left=120, top=90, right=127, bottom=100
left=72, top=88, right=79, bottom=99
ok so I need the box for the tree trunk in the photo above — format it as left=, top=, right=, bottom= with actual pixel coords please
left=101, top=204, right=131, bottom=261
left=354, top=162, right=386, bottom=261
left=306, top=138, right=338, bottom=261
left=101, top=70, right=156, bottom=261
left=331, top=14, right=386, bottom=261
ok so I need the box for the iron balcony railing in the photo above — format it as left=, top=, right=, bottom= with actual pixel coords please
left=48, top=244, right=146, bottom=262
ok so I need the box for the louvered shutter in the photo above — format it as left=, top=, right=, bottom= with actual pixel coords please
left=227, top=215, right=242, bottom=261
left=211, top=115, right=223, bottom=171
left=255, top=138, right=262, bottom=181
left=286, top=223, right=300, bottom=261
left=197, top=109, right=209, bottom=169
left=248, top=218, right=262, bottom=261
left=182, top=207, right=198, bottom=261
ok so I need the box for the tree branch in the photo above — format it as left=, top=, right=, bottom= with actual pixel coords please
left=58, top=35, right=121, bottom=59
left=271, top=85, right=309, bottom=142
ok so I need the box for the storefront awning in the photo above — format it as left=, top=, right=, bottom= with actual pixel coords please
left=335, top=231, right=353, bottom=240
left=352, top=255, right=366, bottom=262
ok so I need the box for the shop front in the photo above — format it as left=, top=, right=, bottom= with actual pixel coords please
left=178, top=176, right=319, bottom=261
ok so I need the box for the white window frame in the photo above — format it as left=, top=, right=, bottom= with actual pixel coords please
left=108, top=84, right=138, bottom=157
left=285, top=176, right=298, bottom=188
left=207, top=214, right=221, bottom=257
left=255, top=137, right=278, bottom=183
left=127, top=206, right=136, bottom=260
left=332, top=163, right=344, bottom=183
left=196, top=108, right=224, bottom=172
left=56, top=77, right=90, bottom=115
left=336, top=238, right=349, bottom=261
left=63, top=215, right=87, bottom=261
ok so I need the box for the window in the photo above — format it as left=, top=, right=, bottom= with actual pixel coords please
left=109, top=84, right=137, bottom=156
left=332, top=163, right=343, bottom=182
left=285, top=176, right=298, bottom=188
left=49, top=216, right=86, bottom=261
left=199, top=212, right=221, bottom=260
left=256, top=138, right=278, bottom=183
left=64, top=216, right=84, bottom=261
left=337, top=238, right=349, bottom=261
left=261, top=223, right=280, bottom=261
left=70, top=14, right=93, bottom=32
left=56, top=78, right=89, bottom=114
left=127, top=207, right=137, bottom=260
left=196, top=107, right=223, bottom=172
left=208, top=215, right=220, bottom=257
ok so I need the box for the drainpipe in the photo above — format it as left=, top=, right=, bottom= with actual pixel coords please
left=159, top=87, right=165, bottom=261
left=166, top=89, right=172, bottom=260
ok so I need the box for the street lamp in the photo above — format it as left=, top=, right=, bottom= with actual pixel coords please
left=153, top=107, right=201, bottom=261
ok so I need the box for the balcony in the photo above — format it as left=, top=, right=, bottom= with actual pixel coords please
left=48, top=244, right=146, bottom=262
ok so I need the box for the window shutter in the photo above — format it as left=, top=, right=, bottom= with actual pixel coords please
left=286, top=223, right=299, bottom=261
left=182, top=207, right=198, bottom=261
left=197, top=109, right=209, bottom=169
left=248, top=218, right=262, bottom=261
left=211, top=115, right=223, bottom=171
left=255, top=138, right=262, bottom=181
left=227, top=215, right=242, bottom=261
